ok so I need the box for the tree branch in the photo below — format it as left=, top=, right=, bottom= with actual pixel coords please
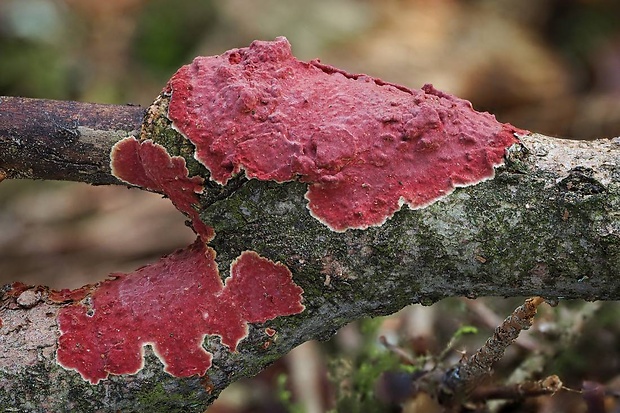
left=0, top=39, right=618, bottom=411
left=1, top=111, right=618, bottom=410
left=0, top=96, right=144, bottom=184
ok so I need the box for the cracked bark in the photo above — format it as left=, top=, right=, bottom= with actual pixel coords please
left=0, top=96, right=618, bottom=412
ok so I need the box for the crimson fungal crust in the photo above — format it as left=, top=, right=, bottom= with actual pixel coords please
left=110, top=137, right=213, bottom=241
left=57, top=241, right=304, bottom=384
left=63, top=36, right=526, bottom=384
left=166, top=37, right=527, bottom=231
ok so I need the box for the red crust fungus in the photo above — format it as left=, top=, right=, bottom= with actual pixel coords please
left=57, top=240, right=304, bottom=384
left=110, top=137, right=212, bottom=242
left=49, top=285, right=93, bottom=304
left=6, top=282, right=31, bottom=298
left=60, top=37, right=527, bottom=384
left=166, top=37, right=527, bottom=231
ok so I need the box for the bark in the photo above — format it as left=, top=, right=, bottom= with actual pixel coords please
left=0, top=96, right=144, bottom=184
left=0, top=96, right=618, bottom=412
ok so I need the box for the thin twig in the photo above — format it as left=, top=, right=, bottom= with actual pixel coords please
left=379, top=335, right=416, bottom=365
left=439, top=297, right=546, bottom=404
left=470, top=375, right=563, bottom=402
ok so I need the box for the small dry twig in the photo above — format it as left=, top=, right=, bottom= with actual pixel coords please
left=470, top=375, right=563, bottom=402
left=439, top=297, right=546, bottom=404
left=379, top=335, right=416, bottom=366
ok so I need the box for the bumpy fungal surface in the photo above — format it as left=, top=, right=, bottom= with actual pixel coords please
left=57, top=240, right=304, bottom=384
left=166, top=37, right=527, bottom=231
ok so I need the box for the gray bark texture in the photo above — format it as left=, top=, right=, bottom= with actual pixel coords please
left=0, top=96, right=619, bottom=412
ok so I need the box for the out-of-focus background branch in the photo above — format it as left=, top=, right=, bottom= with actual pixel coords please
left=1, top=1, right=619, bottom=412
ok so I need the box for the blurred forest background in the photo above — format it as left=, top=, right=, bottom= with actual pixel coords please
left=1, top=1, right=619, bottom=412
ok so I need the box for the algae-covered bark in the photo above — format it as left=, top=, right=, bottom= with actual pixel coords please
left=203, top=134, right=619, bottom=305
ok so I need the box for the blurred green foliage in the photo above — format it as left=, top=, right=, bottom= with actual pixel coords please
left=133, top=0, right=218, bottom=77
left=0, top=38, right=69, bottom=99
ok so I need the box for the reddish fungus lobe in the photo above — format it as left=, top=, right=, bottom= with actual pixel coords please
left=57, top=241, right=304, bottom=384
left=7, top=282, right=31, bottom=298
left=49, top=285, right=93, bottom=304
left=110, top=137, right=213, bottom=242
left=166, top=37, right=527, bottom=231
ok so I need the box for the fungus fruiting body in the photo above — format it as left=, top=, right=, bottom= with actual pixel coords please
left=57, top=240, right=304, bottom=384
left=166, top=37, right=527, bottom=231
left=49, top=285, right=93, bottom=304
left=110, top=137, right=212, bottom=241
